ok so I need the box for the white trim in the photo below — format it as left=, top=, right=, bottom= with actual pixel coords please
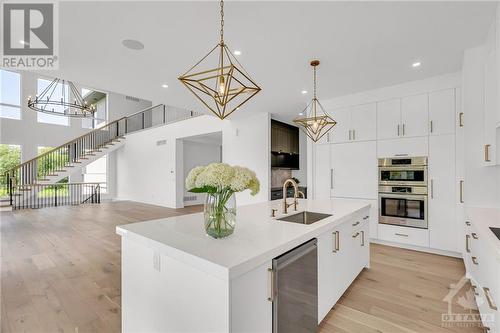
left=371, top=238, right=462, bottom=258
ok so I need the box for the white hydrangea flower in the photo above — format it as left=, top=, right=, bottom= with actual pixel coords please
left=195, top=163, right=235, bottom=189
left=185, top=166, right=206, bottom=190
left=186, top=163, right=260, bottom=195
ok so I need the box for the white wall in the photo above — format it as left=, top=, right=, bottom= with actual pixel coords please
left=116, top=113, right=270, bottom=208
left=182, top=140, right=222, bottom=206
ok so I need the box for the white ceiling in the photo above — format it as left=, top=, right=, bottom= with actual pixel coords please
left=48, top=1, right=496, bottom=119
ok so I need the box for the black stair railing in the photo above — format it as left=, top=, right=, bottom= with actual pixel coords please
left=11, top=182, right=102, bottom=210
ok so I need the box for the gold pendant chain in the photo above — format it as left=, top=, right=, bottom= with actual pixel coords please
left=220, top=0, right=224, bottom=44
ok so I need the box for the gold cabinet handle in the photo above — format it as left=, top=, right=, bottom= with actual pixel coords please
left=348, top=130, right=351, bottom=141
left=326, top=132, right=330, bottom=143
left=352, top=232, right=360, bottom=238
left=471, top=256, right=479, bottom=265
left=465, top=221, right=471, bottom=226
left=471, top=233, right=478, bottom=240
left=397, top=124, right=400, bottom=136
left=430, top=120, right=433, bottom=133
left=430, top=179, right=434, bottom=199
left=363, top=215, right=369, bottom=220
left=352, top=221, right=360, bottom=227
left=484, top=287, right=498, bottom=310
left=459, top=180, right=464, bottom=203
left=485, top=144, right=491, bottom=162
left=332, top=231, right=340, bottom=253
left=459, top=112, right=464, bottom=127
left=360, top=231, right=365, bottom=246
left=471, top=284, right=479, bottom=296
left=395, top=233, right=409, bottom=237
left=353, top=129, right=356, bottom=141
left=402, top=123, right=405, bottom=136
left=466, top=234, right=470, bottom=253
left=267, top=268, right=275, bottom=302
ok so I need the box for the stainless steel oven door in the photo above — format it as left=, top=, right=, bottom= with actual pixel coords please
left=378, top=166, right=427, bottom=187
left=379, top=193, right=428, bottom=229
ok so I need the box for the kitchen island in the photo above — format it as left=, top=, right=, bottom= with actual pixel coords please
left=116, top=198, right=371, bottom=333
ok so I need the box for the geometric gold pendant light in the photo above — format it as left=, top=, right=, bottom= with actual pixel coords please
left=293, top=60, right=337, bottom=142
left=178, top=0, right=261, bottom=120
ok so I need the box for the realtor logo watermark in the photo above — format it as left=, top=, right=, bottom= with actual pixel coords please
left=442, top=275, right=495, bottom=329
left=1, top=1, right=59, bottom=69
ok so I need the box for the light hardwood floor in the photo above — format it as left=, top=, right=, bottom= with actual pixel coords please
left=1, top=201, right=484, bottom=333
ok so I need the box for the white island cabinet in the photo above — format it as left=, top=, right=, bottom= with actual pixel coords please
left=117, top=199, right=370, bottom=332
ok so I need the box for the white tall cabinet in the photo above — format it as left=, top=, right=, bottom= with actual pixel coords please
left=429, top=134, right=457, bottom=252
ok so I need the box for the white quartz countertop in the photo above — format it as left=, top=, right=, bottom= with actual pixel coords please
left=116, top=198, right=370, bottom=279
left=466, top=206, right=500, bottom=257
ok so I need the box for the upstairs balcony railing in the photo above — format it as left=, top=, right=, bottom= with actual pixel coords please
left=3, top=104, right=201, bottom=205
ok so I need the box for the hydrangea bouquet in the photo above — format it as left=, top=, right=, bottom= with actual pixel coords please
left=186, top=163, right=260, bottom=238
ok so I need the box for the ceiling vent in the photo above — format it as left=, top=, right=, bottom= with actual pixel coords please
left=125, top=95, right=140, bottom=102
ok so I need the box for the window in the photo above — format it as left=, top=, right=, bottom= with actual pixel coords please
left=81, top=88, right=107, bottom=129
left=37, top=78, right=69, bottom=126
left=0, top=70, right=21, bottom=120
left=0, top=144, right=21, bottom=197
left=84, top=155, right=107, bottom=193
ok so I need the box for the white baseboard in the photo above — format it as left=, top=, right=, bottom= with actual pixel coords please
left=370, top=238, right=463, bottom=258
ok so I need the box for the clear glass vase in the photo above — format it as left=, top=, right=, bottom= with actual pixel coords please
left=204, top=191, right=237, bottom=239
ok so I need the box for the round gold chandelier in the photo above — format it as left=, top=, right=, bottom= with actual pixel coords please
left=178, top=0, right=261, bottom=120
left=293, top=60, right=337, bottom=142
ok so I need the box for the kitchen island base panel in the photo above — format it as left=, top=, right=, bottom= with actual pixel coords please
left=122, top=238, right=230, bottom=333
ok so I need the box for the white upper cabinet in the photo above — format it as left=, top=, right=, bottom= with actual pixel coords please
left=377, top=99, right=401, bottom=140
left=429, top=89, right=456, bottom=136
left=350, top=103, right=377, bottom=142
left=329, top=107, right=351, bottom=144
left=401, top=94, right=429, bottom=137
left=484, top=37, right=497, bottom=166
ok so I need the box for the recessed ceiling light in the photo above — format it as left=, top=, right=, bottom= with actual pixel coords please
left=298, top=112, right=304, bottom=116
left=301, top=90, right=308, bottom=94
left=233, top=50, right=242, bottom=56
left=122, top=39, right=144, bottom=50
left=19, top=40, right=28, bottom=45
left=412, top=62, right=421, bottom=68
left=162, top=84, right=168, bottom=88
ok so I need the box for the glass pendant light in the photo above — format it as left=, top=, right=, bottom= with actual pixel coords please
left=293, top=60, right=337, bottom=142
left=178, top=0, right=261, bottom=120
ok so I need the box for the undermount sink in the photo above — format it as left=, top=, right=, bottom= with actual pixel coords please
left=277, top=211, right=332, bottom=225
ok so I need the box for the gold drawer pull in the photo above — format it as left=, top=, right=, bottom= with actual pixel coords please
left=485, top=144, right=491, bottom=162
left=332, top=231, right=340, bottom=253
left=465, top=221, right=471, bottom=226
left=471, top=256, right=479, bottom=265
left=471, top=284, right=479, bottom=296
left=471, top=233, right=478, bottom=240
left=395, top=233, right=409, bottom=237
left=267, top=268, right=275, bottom=302
left=352, top=232, right=360, bottom=238
left=352, top=221, right=360, bottom=227
left=484, top=287, right=498, bottom=310
left=466, top=235, right=470, bottom=253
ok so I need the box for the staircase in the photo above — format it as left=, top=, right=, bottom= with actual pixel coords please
left=2, top=104, right=201, bottom=210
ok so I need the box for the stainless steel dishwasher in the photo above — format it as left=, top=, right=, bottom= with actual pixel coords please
left=270, top=238, right=318, bottom=333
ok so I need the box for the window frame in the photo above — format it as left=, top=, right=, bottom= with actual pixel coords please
left=0, top=69, right=22, bottom=121
left=35, top=75, right=70, bottom=127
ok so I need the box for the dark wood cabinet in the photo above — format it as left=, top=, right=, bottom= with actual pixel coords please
left=271, top=120, right=299, bottom=154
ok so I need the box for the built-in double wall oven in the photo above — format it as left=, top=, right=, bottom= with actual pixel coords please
left=378, top=157, right=428, bottom=229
